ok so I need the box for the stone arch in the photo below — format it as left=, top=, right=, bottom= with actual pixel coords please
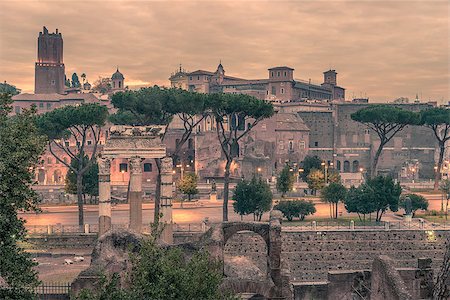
left=53, top=169, right=63, bottom=184
left=222, top=222, right=270, bottom=248
left=336, top=160, right=341, bottom=171
left=38, top=169, right=46, bottom=184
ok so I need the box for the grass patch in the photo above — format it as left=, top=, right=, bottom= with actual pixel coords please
left=419, top=214, right=450, bottom=224
left=282, top=216, right=375, bottom=226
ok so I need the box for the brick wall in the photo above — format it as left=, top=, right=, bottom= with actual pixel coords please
left=224, top=230, right=450, bottom=283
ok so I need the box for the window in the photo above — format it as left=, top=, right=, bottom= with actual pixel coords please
left=314, top=141, right=318, bottom=147
left=118, top=81, right=121, bottom=88
left=277, top=71, right=280, bottom=76
left=271, top=86, right=276, bottom=95
left=188, top=138, right=193, bottom=149
left=299, top=141, right=306, bottom=149
left=284, top=71, right=287, bottom=76
left=189, top=76, right=193, bottom=80
left=278, top=140, right=284, bottom=150
left=281, top=88, right=284, bottom=94
left=113, top=82, right=116, bottom=88
left=51, top=80, right=55, bottom=85
left=87, top=140, right=92, bottom=145
left=14, top=106, right=20, bottom=114
left=271, top=72, right=274, bottom=77
left=39, top=103, right=44, bottom=108
left=344, top=161, right=350, bottom=172
left=144, top=163, right=153, bottom=172
left=119, top=163, right=128, bottom=173
left=47, top=103, right=52, bottom=109
left=65, top=141, right=70, bottom=147
left=266, top=90, right=269, bottom=95
left=76, top=141, right=80, bottom=147
left=47, top=157, right=52, bottom=164
left=288, top=140, right=294, bottom=152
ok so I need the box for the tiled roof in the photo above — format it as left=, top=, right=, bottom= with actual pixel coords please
left=12, top=93, right=101, bottom=103
left=268, top=66, right=295, bottom=70
left=188, top=70, right=215, bottom=76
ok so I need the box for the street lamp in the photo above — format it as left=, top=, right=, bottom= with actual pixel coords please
left=321, top=162, right=328, bottom=183
left=257, top=167, right=262, bottom=173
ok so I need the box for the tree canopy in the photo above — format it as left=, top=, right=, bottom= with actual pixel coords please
left=177, top=172, right=199, bottom=203
left=276, top=164, right=294, bottom=197
left=420, top=108, right=450, bottom=190
left=274, top=200, right=316, bottom=221
left=0, top=81, right=20, bottom=95
left=351, top=175, right=401, bottom=222
left=306, top=168, right=325, bottom=194
left=232, top=176, right=273, bottom=221
left=212, top=93, right=274, bottom=221
left=344, top=185, right=377, bottom=222
left=74, top=239, right=235, bottom=300
left=399, top=193, right=428, bottom=217
left=351, top=105, right=418, bottom=177
left=0, top=94, right=45, bottom=298
left=300, top=155, right=322, bottom=181
left=92, top=77, right=112, bottom=94
left=71, top=73, right=81, bottom=88
left=36, top=103, right=108, bottom=225
left=321, top=182, right=347, bottom=219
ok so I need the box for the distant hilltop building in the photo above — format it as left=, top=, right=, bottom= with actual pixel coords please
left=35, top=26, right=65, bottom=94
left=169, top=63, right=345, bottom=102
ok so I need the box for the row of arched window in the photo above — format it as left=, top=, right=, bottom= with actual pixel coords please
left=335, top=160, right=360, bottom=173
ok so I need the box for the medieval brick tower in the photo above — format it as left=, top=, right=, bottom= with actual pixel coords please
left=35, top=26, right=65, bottom=94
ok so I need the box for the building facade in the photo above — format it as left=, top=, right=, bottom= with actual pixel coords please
left=169, top=63, right=346, bottom=103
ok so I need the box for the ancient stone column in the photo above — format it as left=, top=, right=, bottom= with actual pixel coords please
left=98, top=157, right=111, bottom=236
left=129, top=156, right=143, bottom=232
left=160, top=157, right=173, bottom=244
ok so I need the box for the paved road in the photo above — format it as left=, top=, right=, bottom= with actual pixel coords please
left=20, top=195, right=446, bottom=226
left=21, top=200, right=351, bottom=225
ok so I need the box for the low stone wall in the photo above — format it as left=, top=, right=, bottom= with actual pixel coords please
left=224, top=229, right=450, bottom=283
left=27, top=231, right=204, bottom=249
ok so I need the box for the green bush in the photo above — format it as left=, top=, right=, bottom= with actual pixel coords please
left=274, top=200, right=316, bottom=221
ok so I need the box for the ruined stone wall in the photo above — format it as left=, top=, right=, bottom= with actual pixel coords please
left=224, top=230, right=450, bottom=283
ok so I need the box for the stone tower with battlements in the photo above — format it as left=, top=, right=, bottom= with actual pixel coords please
left=35, top=26, right=65, bottom=94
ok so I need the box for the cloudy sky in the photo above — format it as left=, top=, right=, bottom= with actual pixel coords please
left=0, top=0, right=448, bottom=103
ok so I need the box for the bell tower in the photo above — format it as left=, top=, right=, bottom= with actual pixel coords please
left=35, top=26, right=65, bottom=94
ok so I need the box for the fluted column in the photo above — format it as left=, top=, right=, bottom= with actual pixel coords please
left=129, top=156, right=143, bottom=232
left=160, top=157, right=173, bottom=244
left=98, top=157, right=111, bottom=236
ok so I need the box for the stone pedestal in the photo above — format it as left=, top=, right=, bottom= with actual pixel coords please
left=160, top=157, right=173, bottom=244
left=98, top=158, right=111, bottom=236
left=404, top=214, right=412, bottom=223
left=210, top=191, right=217, bottom=202
left=129, top=156, right=143, bottom=232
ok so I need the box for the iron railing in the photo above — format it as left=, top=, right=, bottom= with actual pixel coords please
left=35, top=282, right=71, bottom=300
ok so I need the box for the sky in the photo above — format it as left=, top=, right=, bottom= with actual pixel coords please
left=0, top=0, right=448, bottom=103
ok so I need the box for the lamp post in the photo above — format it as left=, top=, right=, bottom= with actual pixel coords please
left=321, top=162, right=328, bottom=183
left=359, top=167, right=364, bottom=185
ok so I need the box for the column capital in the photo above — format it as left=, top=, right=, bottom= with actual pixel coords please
left=129, top=156, right=142, bottom=174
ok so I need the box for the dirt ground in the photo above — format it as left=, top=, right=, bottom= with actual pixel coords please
left=30, top=248, right=93, bottom=283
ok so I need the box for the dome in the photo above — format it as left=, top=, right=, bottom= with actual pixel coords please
left=111, top=68, right=124, bottom=80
